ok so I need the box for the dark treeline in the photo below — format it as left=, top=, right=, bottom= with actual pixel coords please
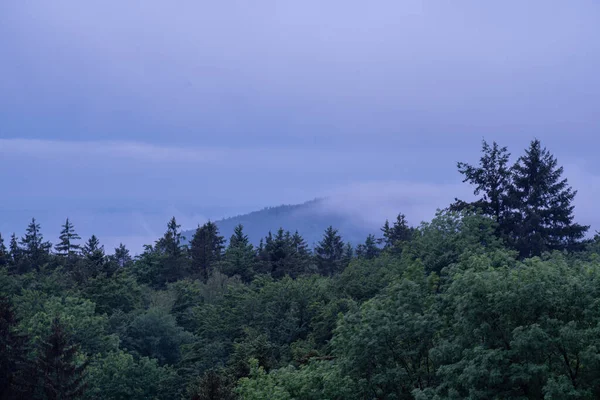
left=2, top=139, right=600, bottom=399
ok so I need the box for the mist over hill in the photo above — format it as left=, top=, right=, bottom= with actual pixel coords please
left=183, top=198, right=380, bottom=247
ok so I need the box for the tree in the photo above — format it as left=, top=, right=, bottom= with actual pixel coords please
left=111, top=243, right=132, bottom=268
left=222, top=225, right=256, bottom=282
left=19, top=218, right=52, bottom=272
left=0, top=297, right=32, bottom=399
left=190, top=222, right=225, bottom=282
left=8, top=233, right=22, bottom=272
left=355, top=234, right=380, bottom=260
left=79, top=236, right=105, bottom=281
left=36, top=317, right=88, bottom=400
left=510, top=139, right=589, bottom=257
left=55, top=218, right=82, bottom=259
left=0, top=233, right=7, bottom=269
left=456, top=140, right=512, bottom=224
left=381, top=214, right=413, bottom=251
left=315, top=226, right=345, bottom=276
left=155, top=217, right=189, bottom=283
left=84, top=351, right=178, bottom=400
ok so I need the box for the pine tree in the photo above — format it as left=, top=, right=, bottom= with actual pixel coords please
left=456, top=140, right=512, bottom=223
left=155, top=217, right=188, bottom=282
left=79, top=235, right=105, bottom=281
left=509, top=139, right=589, bottom=257
left=356, top=234, right=380, bottom=259
left=380, top=213, right=413, bottom=250
left=315, top=226, right=345, bottom=276
left=0, top=297, right=32, bottom=399
left=222, top=225, right=256, bottom=282
left=8, top=233, right=22, bottom=273
left=341, top=242, right=354, bottom=271
left=112, top=243, right=133, bottom=268
left=190, top=221, right=225, bottom=282
left=19, top=218, right=52, bottom=272
left=55, top=218, right=82, bottom=259
left=0, top=233, right=7, bottom=268
left=36, top=318, right=88, bottom=400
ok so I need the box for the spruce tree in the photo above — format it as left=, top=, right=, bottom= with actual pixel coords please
left=0, top=297, right=31, bottom=399
left=190, top=221, right=225, bottom=282
left=380, top=213, right=413, bottom=250
left=509, top=139, right=589, bottom=257
left=456, top=140, right=512, bottom=223
left=0, top=233, right=7, bottom=268
left=356, top=234, right=380, bottom=259
left=222, top=225, right=256, bottom=282
left=315, top=226, right=345, bottom=276
left=112, top=243, right=133, bottom=268
left=8, top=233, right=22, bottom=273
left=54, top=218, right=82, bottom=259
left=36, top=318, right=88, bottom=400
left=19, top=218, right=52, bottom=272
left=79, top=235, right=105, bottom=281
left=155, top=217, right=188, bottom=282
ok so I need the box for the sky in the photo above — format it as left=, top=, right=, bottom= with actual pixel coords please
left=1, top=1, right=599, bottom=251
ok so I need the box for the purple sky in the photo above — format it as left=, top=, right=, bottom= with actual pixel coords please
left=1, top=1, right=599, bottom=250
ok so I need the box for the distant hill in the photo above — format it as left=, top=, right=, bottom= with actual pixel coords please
left=183, top=199, right=378, bottom=248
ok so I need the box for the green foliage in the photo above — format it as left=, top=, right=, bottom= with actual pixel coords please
left=190, top=221, right=225, bottom=282
left=16, top=294, right=118, bottom=355
left=84, top=350, right=178, bottom=400
left=1, top=141, right=599, bottom=399
left=315, top=226, right=345, bottom=276
left=35, top=317, right=89, bottom=400
left=120, top=307, right=194, bottom=365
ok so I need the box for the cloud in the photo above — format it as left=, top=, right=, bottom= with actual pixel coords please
left=319, top=181, right=474, bottom=227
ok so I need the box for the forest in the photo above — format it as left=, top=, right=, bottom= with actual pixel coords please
left=2, top=139, right=600, bottom=400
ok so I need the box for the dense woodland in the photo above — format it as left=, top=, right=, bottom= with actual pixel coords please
left=2, top=139, right=600, bottom=399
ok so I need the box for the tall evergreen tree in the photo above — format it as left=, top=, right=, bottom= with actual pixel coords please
left=112, top=243, right=133, bottom=269
left=315, top=226, right=345, bottom=276
left=190, top=221, right=225, bottom=282
left=0, top=297, right=31, bottom=400
left=380, top=213, right=413, bottom=250
left=79, top=235, right=105, bottom=281
left=54, top=219, right=82, bottom=259
left=509, top=139, right=589, bottom=257
left=356, top=234, right=381, bottom=260
left=222, top=225, right=256, bottom=282
left=456, top=140, right=512, bottom=223
left=0, top=233, right=7, bottom=269
left=36, top=318, right=88, bottom=400
left=19, top=218, right=52, bottom=272
left=8, top=233, right=22, bottom=273
left=155, top=217, right=188, bottom=282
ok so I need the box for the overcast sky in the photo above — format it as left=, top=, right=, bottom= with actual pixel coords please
left=1, top=1, right=599, bottom=251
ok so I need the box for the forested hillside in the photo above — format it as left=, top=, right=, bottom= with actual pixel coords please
left=2, top=140, right=600, bottom=399
left=185, top=198, right=374, bottom=249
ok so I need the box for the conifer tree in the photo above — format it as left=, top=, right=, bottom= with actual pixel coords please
left=0, top=233, right=7, bottom=268
left=36, top=318, right=88, bottom=400
left=190, top=221, right=225, bottom=282
left=222, top=225, right=256, bottom=282
left=55, top=218, right=82, bottom=259
left=315, top=226, right=345, bottom=276
left=79, top=235, right=105, bottom=281
left=155, top=217, right=188, bottom=282
left=112, top=243, right=133, bottom=268
left=509, top=139, right=589, bottom=257
left=356, top=234, right=380, bottom=259
left=456, top=140, right=512, bottom=223
left=380, top=213, right=413, bottom=250
left=8, top=233, right=22, bottom=272
left=0, top=297, right=31, bottom=399
left=19, top=218, right=52, bottom=272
